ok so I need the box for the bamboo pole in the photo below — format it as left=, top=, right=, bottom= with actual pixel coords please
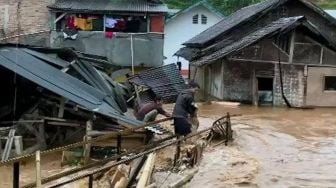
left=136, top=153, right=156, bottom=188
left=36, top=151, right=42, bottom=188
left=83, top=120, right=93, bottom=165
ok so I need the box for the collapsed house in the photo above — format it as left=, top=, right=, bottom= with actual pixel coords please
left=177, top=0, right=336, bottom=107
left=0, top=44, right=143, bottom=157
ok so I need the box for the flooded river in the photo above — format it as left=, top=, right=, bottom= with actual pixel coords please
left=188, top=103, right=336, bottom=187
left=2, top=104, right=336, bottom=187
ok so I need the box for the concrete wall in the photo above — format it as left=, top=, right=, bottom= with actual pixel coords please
left=164, top=5, right=222, bottom=70
left=51, top=31, right=164, bottom=67
left=306, top=66, right=336, bottom=107
left=0, top=0, right=52, bottom=45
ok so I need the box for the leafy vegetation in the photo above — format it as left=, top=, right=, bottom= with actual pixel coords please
left=315, top=0, right=336, bottom=9
left=163, top=0, right=263, bottom=15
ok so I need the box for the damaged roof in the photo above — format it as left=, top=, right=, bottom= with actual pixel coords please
left=0, top=47, right=142, bottom=126
left=191, top=16, right=326, bottom=66
left=48, top=0, right=169, bottom=13
left=184, top=0, right=336, bottom=47
left=129, top=63, right=187, bottom=103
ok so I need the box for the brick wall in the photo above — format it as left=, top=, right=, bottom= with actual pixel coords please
left=0, top=0, right=52, bottom=45
left=274, top=64, right=306, bottom=106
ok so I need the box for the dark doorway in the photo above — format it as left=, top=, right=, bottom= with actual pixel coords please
left=257, top=77, right=273, bottom=105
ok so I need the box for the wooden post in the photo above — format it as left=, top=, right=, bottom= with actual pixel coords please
left=289, top=32, right=296, bottom=64
left=117, top=134, right=122, bottom=161
left=83, top=120, right=93, bottom=165
left=2, top=129, right=15, bottom=160
left=0, top=137, right=2, bottom=155
left=36, top=150, right=42, bottom=188
left=13, top=162, right=20, bottom=188
left=320, top=47, right=324, bottom=65
left=136, top=153, right=156, bottom=188
left=131, top=34, right=135, bottom=75
left=88, top=175, right=93, bottom=188
left=14, top=136, right=23, bottom=156
left=173, top=137, right=181, bottom=167
left=58, top=98, right=65, bottom=118
left=39, top=122, right=47, bottom=150
left=127, top=156, right=148, bottom=188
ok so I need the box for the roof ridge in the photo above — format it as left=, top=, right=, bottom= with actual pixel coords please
left=165, top=0, right=224, bottom=23
left=183, top=0, right=336, bottom=47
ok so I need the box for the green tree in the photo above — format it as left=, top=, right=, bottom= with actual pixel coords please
left=210, top=0, right=263, bottom=15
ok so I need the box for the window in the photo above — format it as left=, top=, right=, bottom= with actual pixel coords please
left=192, top=14, right=198, bottom=24
left=201, top=15, right=207, bottom=24
left=324, top=76, right=336, bottom=91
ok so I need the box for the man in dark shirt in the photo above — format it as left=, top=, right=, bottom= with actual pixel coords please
left=172, top=80, right=200, bottom=136
left=136, top=95, right=171, bottom=122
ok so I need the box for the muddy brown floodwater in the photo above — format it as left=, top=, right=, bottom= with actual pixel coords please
left=2, top=103, right=336, bottom=188
left=187, top=103, right=336, bottom=188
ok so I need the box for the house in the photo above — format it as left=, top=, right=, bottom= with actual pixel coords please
left=326, top=10, right=336, bottom=18
left=0, top=0, right=169, bottom=69
left=0, top=0, right=53, bottom=45
left=164, top=1, right=223, bottom=77
left=177, top=0, right=336, bottom=107
left=48, top=0, right=169, bottom=68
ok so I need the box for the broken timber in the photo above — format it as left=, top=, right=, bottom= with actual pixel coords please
left=24, top=114, right=234, bottom=188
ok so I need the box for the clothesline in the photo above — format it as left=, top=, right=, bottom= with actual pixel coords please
left=61, top=30, right=164, bottom=35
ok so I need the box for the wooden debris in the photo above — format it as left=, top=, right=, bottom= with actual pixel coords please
left=145, top=183, right=157, bottom=188
left=115, top=177, right=128, bottom=188
left=168, top=168, right=199, bottom=188
left=185, top=141, right=205, bottom=167
left=127, top=156, right=147, bottom=188
left=136, top=153, right=156, bottom=188
left=83, top=120, right=93, bottom=165
left=111, top=164, right=130, bottom=187
left=35, top=151, right=42, bottom=188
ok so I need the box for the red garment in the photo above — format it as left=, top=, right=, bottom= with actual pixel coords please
left=105, top=31, right=114, bottom=39
left=116, top=20, right=126, bottom=31
left=136, top=102, right=167, bottom=121
left=67, top=17, right=76, bottom=29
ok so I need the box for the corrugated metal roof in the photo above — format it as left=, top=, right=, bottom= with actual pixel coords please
left=191, top=17, right=304, bottom=66
left=129, top=63, right=187, bottom=103
left=184, top=0, right=336, bottom=47
left=0, top=47, right=142, bottom=126
left=48, top=0, right=169, bottom=13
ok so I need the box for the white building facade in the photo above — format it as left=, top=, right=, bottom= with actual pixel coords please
left=164, top=2, right=223, bottom=76
left=326, top=10, right=336, bottom=18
